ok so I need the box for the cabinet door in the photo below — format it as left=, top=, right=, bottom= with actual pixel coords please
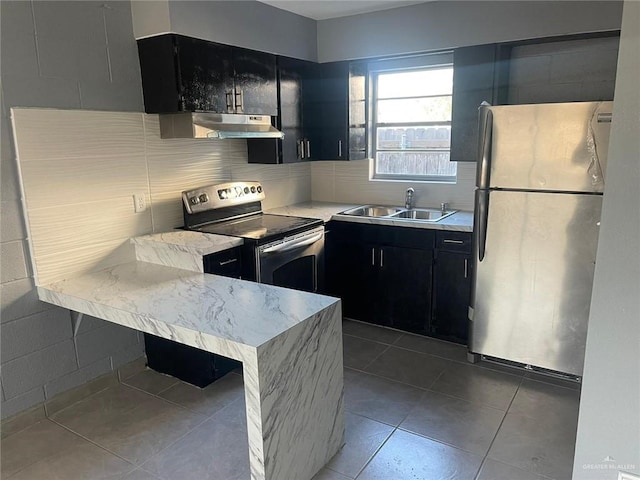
left=320, top=61, right=349, bottom=160
left=432, top=250, right=471, bottom=344
left=301, top=62, right=349, bottom=160
left=232, top=47, right=277, bottom=115
left=341, top=242, right=378, bottom=323
left=177, top=36, right=234, bottom=113
left=450, top=44, right=498, bottom=162
left=349, top=61, right=368, bottom=160
left=382, top=246, right=433, bottom=334
left=279, top=56, right=308, bottom=163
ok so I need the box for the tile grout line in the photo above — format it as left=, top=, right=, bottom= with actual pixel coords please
left=472, top=374, right=526, bottom=480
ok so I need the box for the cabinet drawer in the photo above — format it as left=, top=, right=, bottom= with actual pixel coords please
left=203, top=247, right=242, bottom=278
left=436, top=231, right=472, bottom=253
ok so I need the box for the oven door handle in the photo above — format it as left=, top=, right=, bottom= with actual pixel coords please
left=261, top=231, right=324, bottom=254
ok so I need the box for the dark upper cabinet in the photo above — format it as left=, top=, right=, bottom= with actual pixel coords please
left=450, top=44, right=510, bottom=162
left=232, top=48, right=278, bottom=115
left=247, top=56, right=313, bottom=164
left=137, top=34, right=277, bottom=115
left=302, top=61, right=367, bottom=160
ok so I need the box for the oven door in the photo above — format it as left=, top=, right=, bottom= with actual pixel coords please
left=256, top=226, right=324, bottom=293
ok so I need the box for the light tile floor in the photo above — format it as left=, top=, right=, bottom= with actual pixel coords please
left=1, top=319, right=581, bottom=480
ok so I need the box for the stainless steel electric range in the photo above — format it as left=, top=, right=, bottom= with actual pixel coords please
left=145, top=181, right=325, bottom=387
left=182, top=181, right=325, bottom=290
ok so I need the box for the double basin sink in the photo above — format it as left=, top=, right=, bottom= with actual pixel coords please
left=337, top=205, right=457, bottom=222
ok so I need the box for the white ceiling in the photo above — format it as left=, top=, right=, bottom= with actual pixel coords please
left=257, top=1, right=431, bottom=21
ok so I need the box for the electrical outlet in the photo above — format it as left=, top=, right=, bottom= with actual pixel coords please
left=133, top=193, right=146, bottom=213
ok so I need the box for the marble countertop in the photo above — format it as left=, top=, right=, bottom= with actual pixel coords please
left=38, top=261, right=339, bottom=353
left=131, top=230, right=243, bottom=256
left=267, top=201, right=474, bottom=233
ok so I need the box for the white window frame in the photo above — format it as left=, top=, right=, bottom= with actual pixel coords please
left=368, top=52, right=456, bottom=183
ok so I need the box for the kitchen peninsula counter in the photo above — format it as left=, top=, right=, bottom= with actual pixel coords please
left=37, top=259, right=344, bottom=480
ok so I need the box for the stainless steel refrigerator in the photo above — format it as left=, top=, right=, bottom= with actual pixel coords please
left=469, top=101, right=613, bottom=377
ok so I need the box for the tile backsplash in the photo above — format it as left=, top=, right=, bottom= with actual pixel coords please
left=12, top=108, right=311, bottom=285
left=311, top=159, right=476, bottom=211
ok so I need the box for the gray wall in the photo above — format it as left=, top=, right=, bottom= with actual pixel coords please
left=132, top=0, right=318, bottom=61
left=0, top=0, right=145, bottom=419
left=317, top=0, right=623, bottom=62
left=572, top=1, right=640, bottom=478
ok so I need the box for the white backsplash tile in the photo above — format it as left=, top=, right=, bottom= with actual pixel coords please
left=27, top=198, right=153, bottom=259
left=35, top=240, right=136, bottom=286
left=12, top=109, right=145, bottom=161
left=313, top=158, right=476, bottom=211
left=19, top=154, right=149, bottom=209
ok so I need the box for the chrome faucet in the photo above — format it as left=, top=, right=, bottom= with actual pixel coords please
left=405, top=188, right=415, bottom=209
left=441, top=202, right=449, bottom=214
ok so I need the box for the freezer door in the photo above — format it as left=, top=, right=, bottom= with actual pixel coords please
left=470, top=190, right=602, bottom=376
left=478, top=102, right=612, bottom=193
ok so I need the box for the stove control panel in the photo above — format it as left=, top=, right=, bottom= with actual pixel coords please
left=182, top=181, right=265, bottom=214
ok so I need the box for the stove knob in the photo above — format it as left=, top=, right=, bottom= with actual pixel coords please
left=189, top=196, right=200, bottom=205
left=250, top=186, right=256, bottom=193
left=199, top=193, right=209, bottom=203
left=244, top=187, right=250, bottom=194
left=256, top=186, right=262, bottom=193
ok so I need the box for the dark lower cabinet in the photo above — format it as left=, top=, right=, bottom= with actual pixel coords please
left=326, top=222, right=434, bottom=332
left=431, top=232, right=473, bottom=344
left=384, top=245, right=433, bottom=335
left=327, top=222, right=471, bottom=343
left=144, top=247, right=243, bottom=387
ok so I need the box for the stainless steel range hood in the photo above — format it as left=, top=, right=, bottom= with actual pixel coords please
left=158, top=113, right=284, bottom=139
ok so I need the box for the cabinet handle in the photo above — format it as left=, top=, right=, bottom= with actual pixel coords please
left=225, top=91, right=234, bottom=112
left=234, top=90, right=243, bottom=113
left=296, top=140, right=302, bottom=159
left=443, top=239, right=464, bottom=244
left=371, top=247, right=376, bottom=266
left=338, top=140, right=343, bottom=157
left=306, top=140, right=311, bottom=158
left=380, top=249, right=384, bottom=268
left=464, top=258, right=468, bottom=278
left=219, top=258, right=238, bottom=266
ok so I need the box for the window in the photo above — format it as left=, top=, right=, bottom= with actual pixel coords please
left=370, top=55, right=456, bottom=182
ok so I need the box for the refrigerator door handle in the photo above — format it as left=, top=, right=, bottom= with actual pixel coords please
left=476, top=106, right=493, bottom=189
left=475, top=190, right=489, bottom=262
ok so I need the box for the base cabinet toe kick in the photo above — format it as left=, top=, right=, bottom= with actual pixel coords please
left=36, top=262, right=345, bottom=480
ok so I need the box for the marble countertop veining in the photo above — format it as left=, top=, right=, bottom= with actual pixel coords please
left=131, top=230, right=244, bottom=256
left=38, top=261, right=339, bottom=351
left=266, top=202, right=359, bottom=223
left=267, top=201, right=474, bottom=232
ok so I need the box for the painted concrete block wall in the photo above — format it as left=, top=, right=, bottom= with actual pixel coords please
left=317, top=0, right=623, bottom=62
left=572, top=1, right=640, bottom=477
left=0, top=0, right=146, bottom=419
left=508, top=36, right=620, bottom=104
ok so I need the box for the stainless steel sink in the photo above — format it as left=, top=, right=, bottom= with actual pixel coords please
left=337, top=205, right=458, bottom=222
left=390, top=208, right=457, bottom=222
left=339, top=205, right=405, bottom=217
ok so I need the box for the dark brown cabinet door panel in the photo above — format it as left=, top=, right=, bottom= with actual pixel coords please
left=232, top=48, right=277, bottom=115
left=177, top=37, right=234, bottom=113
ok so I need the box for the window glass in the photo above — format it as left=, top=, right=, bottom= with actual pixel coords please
left=371, top=60, right=456, bottom=182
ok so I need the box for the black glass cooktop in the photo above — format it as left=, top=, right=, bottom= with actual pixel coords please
left=188, top=214, right=322, bottom=242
